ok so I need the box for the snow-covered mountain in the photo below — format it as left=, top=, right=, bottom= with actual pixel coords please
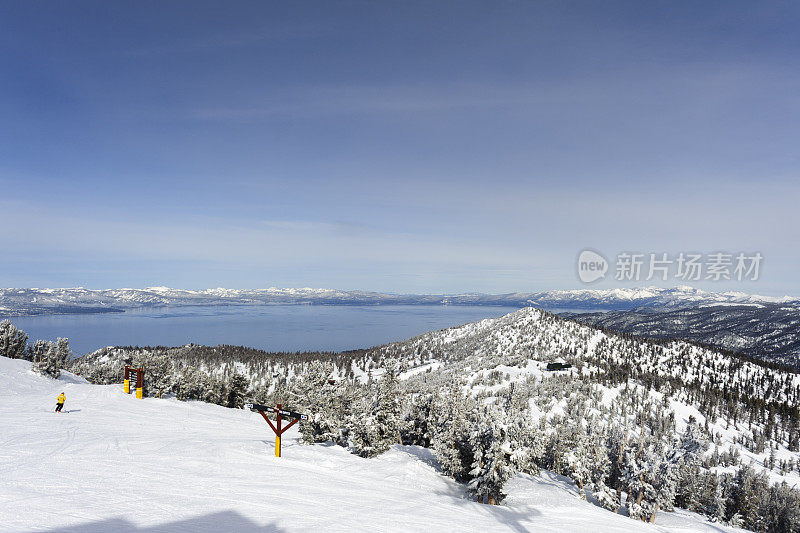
left=2, top=285, right=797, bottom=316
left=522, top=286, right=798, bottom=310
left=0, top=355, right=745, bottom=532
left=569, top=303, right=800, bottom=367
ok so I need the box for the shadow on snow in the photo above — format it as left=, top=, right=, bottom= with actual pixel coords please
left=26, top=510, right=286, bottom=533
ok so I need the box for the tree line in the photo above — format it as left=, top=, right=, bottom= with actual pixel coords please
left=0, top=320, right=72, bottom=378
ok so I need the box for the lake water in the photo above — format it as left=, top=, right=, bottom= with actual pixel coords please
left=3, top=305, right=523, bottom=356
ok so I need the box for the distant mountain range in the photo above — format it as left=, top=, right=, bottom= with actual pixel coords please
left=1, top=285, right=797, bottom=316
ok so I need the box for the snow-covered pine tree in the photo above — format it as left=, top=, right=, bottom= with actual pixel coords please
left=432, top=384, right=476, bottom=483
left=622, top=431, right=678, bottom=523
left=604, top=425, right=626, bottom=504
left=29, top=339, right=46, bottom=358
left=55, top=337, right=72, bottom=367
left=295, top=361, right=354, bottom=447
left=374, top=359, right=402, bottom=447
left=763, top=482, right=800, bottom=532
left=205, top=374, right=228, bottom=405
left=142, top=355, right=174, bottom=398
left=676, top=416, right=708, bottom=460
left=544, top=417, right=581, bottom=476
left=566, top=429, right=595, bottom=499
left=32, top=340, right=61, bottom=378
left=593, top=480, right=621, bottom=513
left=726, top=464, right=769, bottom=528
left=0, top=320, right=29, bottom=360
left=468, top=407, right=516, bottom=505
left=296, top=363, right=327, bottom=443
left=507, top=411, right=544, bottom=475
left=350, top=416, right=381, bottom=458
left=620, top=432, right=657, bottom=521
left=651, top=444, right=679, bottom=522
left=566, top=423, right=613, bottom=505
left=324, top=379, right=358, bottom=448
left=350, top=386, right=383, bottom=458
left=702, top=474, right=725, bottom=523
left=348, top=360, right=403, bottom=458
left=727, top=512, right=744, bottom=529
left=352, top=360, right=403, bottom=457
left=401, top=391, right=436, bottom=447
left=30, top=340, right=51, bottom=372
left=673, top=416, right=709, bottom=512
left=177, top=366, right=219, bottom=402
left=225, top=371, right=250, bottom=408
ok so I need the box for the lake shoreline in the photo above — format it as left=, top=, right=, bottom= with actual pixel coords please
left=2, top=304, right=529, bottom=357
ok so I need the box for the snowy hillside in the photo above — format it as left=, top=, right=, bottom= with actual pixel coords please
left=0, top=356, right=741, bottom=533
left=569, top=304, right=800, bottom=367
left=377, top=308, right=800, bottom=406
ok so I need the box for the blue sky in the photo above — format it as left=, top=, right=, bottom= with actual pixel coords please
left=1, top=1, right=798, bottom=294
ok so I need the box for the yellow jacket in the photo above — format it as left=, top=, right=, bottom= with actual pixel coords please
left=57, top=394, right=66, bottom=404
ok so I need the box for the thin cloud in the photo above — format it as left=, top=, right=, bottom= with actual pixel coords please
left=123, top=23, right=332, bottom=57
left=187, top=62, right=800, bottom=121
left=188, top=83, right=556, bottom=119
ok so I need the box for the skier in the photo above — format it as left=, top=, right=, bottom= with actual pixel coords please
left=55, top=392, right=66, bottom=413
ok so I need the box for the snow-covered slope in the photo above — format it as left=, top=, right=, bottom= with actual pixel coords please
left=0, top=356, right=742, bottom=532
left=569, top=303, right=800, bottom=367
left=376, top=308, right=800, bottom=405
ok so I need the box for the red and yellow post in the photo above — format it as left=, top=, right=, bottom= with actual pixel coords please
left=245, top=403, right=308, bottom=457
left=135, top=369, right=144, bottom=399
left=123, top=365, right=144, bottom=398
left=254, top=403, right=300, bottom=458
left=275, top=405, right=283, bottom=457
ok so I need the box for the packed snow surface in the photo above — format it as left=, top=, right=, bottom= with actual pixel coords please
left=0, top=357, right=744, bottom=532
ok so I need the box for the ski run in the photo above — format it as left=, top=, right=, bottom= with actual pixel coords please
left=2, top=354, right=745, bottom=532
